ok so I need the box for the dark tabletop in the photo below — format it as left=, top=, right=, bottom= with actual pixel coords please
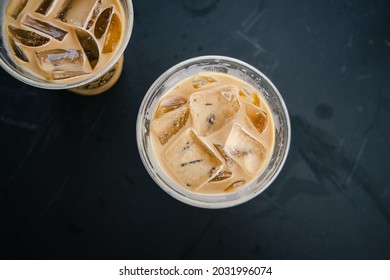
left=1, top=0, right=390, bottom=260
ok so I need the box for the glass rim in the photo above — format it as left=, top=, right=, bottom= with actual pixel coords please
left=136, top=55, right=291, bottom=208
left=0, top=0, right=134, bottom=90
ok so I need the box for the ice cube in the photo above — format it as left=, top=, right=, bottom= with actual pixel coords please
left=36, top=49, right=84, bottom=71
left=225, top=124, right=267, bottom=175
left=155, top=95, right=187, bottom=118
left=51, top=70, right=89, bottom=80
left=9, top=37, right=29, bottom=62
left=75, top=28, right=99, bottom=69
left=151, top=104, right=189, bottom=145
left=210, top=170, right=232, bottom=182
left=57, top=0, right=97, bottom=27
left=86, top=2, right=102, bottom=30
left=8, top=26, right=50, bottom=47
left=190, top=85, right=240, bottom=136
left=213, top=143, right=233, bottom=168
left=192, top=75, right=217, bottom=89
left=246, top=103, right=268, bottom=134
left=239, top=88, right=260, bottom=106
left=21, top=14, right=68, bottom=41
left=56, top=0, right=72, bottom=22
left=10, top=0, right=28, bottom=20
left=164, top=129, right=223, bottom=190
left=102, top=13, right=122, bottom=53
left=224, top=180, right=246, bottom=192
left=94, top=7, right=113, bottom=39
left=35, top=0, right=54, bottom=15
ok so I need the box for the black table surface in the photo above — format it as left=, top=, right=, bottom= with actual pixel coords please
left=1, top=0, right=390, bottom=260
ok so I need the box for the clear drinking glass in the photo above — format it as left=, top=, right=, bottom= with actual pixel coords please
left=137, top=56, right=291, bottom=208
left=0, top=0, right=134, bottom=95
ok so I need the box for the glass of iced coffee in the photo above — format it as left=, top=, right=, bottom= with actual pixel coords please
left=0, top=0, right=133, bottom=95
left=137, top=56, right=290, bottom=208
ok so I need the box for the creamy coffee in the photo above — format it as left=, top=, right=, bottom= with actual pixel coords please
left=4, top=0, right=125, bottom=86
left=150, top=73, right=275, bottom=194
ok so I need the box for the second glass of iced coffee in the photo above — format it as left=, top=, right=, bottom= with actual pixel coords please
left=137, top=56, right=290, bottom=208
left=0, top=0, right=134, bottom=95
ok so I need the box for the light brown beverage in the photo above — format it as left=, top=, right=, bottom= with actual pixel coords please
left=150, top=73, right=275, bottom=194
left=4, top=0, right=126, bottom=94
